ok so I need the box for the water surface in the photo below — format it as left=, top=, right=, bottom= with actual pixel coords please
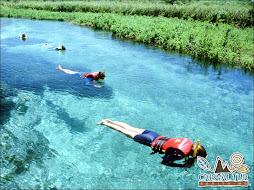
left=1, top=18, right=253, bottom=189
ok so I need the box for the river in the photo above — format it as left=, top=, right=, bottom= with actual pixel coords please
left=1, top=18, right=253, bottom=189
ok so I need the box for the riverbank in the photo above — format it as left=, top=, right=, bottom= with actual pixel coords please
left=2, top=1, right=253, bottom=28
left=1, top=5, right=253, bottom=72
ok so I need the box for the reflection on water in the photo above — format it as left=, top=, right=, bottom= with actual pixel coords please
left=187, top=58, right=253, bottom=77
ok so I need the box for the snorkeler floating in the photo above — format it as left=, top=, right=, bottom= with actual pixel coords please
left=57, top=65, right=106, bottom=87
left=97, top=119, right=207, bottom=167
left=42, top=43, right=66, bottom=50
left=19, top=32, right=27, bottom=39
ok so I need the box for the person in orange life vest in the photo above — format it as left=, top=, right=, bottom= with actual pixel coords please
left=56, top=65, right=105, bottom=87
left=97, top=119, right=207, bottom=167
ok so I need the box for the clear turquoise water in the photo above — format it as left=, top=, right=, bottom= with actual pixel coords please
left=1, top=18, right=253, bottom=189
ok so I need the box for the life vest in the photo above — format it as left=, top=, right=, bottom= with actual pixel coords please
left=56, top=46, right=66, bottom=50
left=151, top=136, right=193, bottom=157
left=80, top=72, right=99, bottom=80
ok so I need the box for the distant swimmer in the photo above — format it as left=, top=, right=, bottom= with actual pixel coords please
left=19, top=33, right=27, bottom=39
left=42, top=43, right=66, bottom=50
left=56, top=65, right=106, bottom=87
left=97, top=119, right=207, bottom=167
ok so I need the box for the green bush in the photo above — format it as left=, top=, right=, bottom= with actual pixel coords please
left=164, top=0, right=192, bottom=4
left=1, top=5, right=253, bottom=71
left=1, top=0, right=253, bottom=28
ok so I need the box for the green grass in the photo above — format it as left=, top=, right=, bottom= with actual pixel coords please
left=1, top=0, right=253, bottom=28
left=1, top=5, right=253, bottom=71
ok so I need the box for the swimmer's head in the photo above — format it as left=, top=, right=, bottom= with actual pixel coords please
left=194, top=144, right=207, bottom=158
left=62, top=46, right=66, bottom=50
left=98, top=72, right=106, bottom=80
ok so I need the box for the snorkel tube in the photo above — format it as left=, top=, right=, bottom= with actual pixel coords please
left=193, top=139, right=200, bottom=158
left=187, top=139, right=207, bottom=166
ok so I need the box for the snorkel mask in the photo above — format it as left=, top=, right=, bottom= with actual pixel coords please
left=98, top=78, right=106, bottom=82
left=187, top=139, right=207, bottom=166
left=98, top=67, right=106, bottom=82
left=186, top=140, right=200, bottom=166
left=193, top=139, right=208, bottom=159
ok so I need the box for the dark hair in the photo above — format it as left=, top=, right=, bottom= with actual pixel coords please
left=62, top=46, right=66, bottom=50
left=196, top=145, right=207, bottom=158
left=98, top=72, right=105, bottom=79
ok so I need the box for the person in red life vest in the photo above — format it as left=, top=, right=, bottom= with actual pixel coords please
left=97, top=119, right=207, bottom=167
left=56, top=65, right=105, bottom=87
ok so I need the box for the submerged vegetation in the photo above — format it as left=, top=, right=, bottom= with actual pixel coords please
left=1, top=1, right=253, bottom=71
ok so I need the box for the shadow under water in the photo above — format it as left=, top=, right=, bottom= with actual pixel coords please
left=1, top=37, right=113, bottom=127
left=45, top=99, right=89, bottom=133
left=0, top=83, right=20, bottom=125
left=1, top=38, right=113, bottom=99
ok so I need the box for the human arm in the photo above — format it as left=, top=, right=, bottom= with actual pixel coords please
left=165, top=156, right=194, bottom=168
left=85, top=77, right=102, bottom=88
left=85, top=77, right=93, bottom=85
left=161, top=155, right=194, bottom=168
left=165, top=162, right=193, bottom=168
left=161, top=148, right=194, bottom=167
left=161, top=150, right=183, bottom=165
left=161, top=155, right=193, bottom=168
left=85, top=77, right=100, bottom=87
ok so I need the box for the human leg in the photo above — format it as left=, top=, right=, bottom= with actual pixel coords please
left=97, top=120, right=161, bottom=146
left=103, top=119, right=145, bottom=134
left=97, top=121, right=138, bottom=138
left=57, top=65, right=79, bottom=74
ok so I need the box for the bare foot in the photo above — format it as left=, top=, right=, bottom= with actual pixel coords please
left=97, top=120, right=106, bottom=125
left=104, top=119, right=112, bottom=123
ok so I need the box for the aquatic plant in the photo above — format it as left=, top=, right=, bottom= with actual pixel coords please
left=1, top=6, right=253, bottom=71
